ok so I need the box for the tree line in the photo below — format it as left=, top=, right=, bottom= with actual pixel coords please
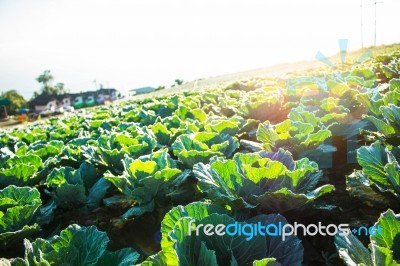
left=1, top=70, right=185, bottom=115
left=0, top=70, right=67, bottom=115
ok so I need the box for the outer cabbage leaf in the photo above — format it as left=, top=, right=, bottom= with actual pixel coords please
left=0, top=186, right=42, bottom=249
left=146, top=202, right=303, bottom=266
left=363, top=104, right=400, bottom=138
left=204, top=115, right=246, bottom=136
left=347, top=141, right=400, bottom=206
left=46, top=162, right=109, bottom=209
left=24, top=224, right=140, bottom=266
left=82, top=131, right=156, bottom=172
left=256, top=118, right=332, bottom=159
left=149, top=116, right=199, bottom=147
left=193, top=150, right=333, bottom=213
left=172, top=132, right=239, bottom=168
left=335, top=209, right=400, bottom=266
left=104, top=149, right=190, bottom=218
left=0, top=154, right=43, bottom=188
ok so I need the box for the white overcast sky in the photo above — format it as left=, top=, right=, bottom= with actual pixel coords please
left=0, top=0, right=399, bottom=99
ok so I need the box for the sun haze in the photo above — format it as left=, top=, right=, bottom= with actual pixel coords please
left=0, top=0, right=399, bottom=98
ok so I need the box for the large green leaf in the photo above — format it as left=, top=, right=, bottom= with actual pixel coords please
left=27, top=140, right=63, bottom=159
left=381, top=104, right=400, bottom=129
left=253, top=185, right=334, bottom=213
left=0, top=224, right=41, bottom=250
left=356, top=142, right=400, bottom=197
left=335, top=209, right=400, bottom=266
left=172, top=132, right=238, bottom=167
left=46, top=163, right=107, bottom=209
left=389, top=78, right=400, bottom=91
left=204, top=116, right=244, bottom=136
left=371, top=209, right=400, bottom=264
left=96, top=248, right=140, bottom=266
left=0, top=186, right=41, bottom=232
left=346, top=171, right=396, bottom=208
left=364, top=115, right=397, bottom=137
left=357, top=142, right=391, bottom=189
left=0, top=154, right=43, bottom=187
left=104, top=149, right=190, bottom=218
left=0, top=186, right=42, bottom=249
left=25, top=224, right=140, bottom=266
left=150, top=202, right=303, bottom=266
left=334, top=231, right=373, bottom=266
left=193, top=151, right=332, bottom=213
left=256, top=114, right=333, bottom=157
left=357, top=92, right=383, bottom=116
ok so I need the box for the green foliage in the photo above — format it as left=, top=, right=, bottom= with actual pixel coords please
left=0, top=153, right=43, bottom=188
left=172, top=132, right=239, bottom=167
left=1, top=46, right=400, bottom=265
left=0, top=186, right=42, bottom=249
left=256, top=109, right=333, bottom=158
left=174, top=79, right=184, bottom=86
left=34, top=70, right=65, bottom=97
left=145, top=202, right=303, bottom=266
left=193, top=150, right=333, bottom=213
left=82, top=131, right=157, bottom=172
left=46, top=162, right=108, bottom=209
left=104, top=149, right=190, bottom=218
left=0, top=90, right=27, bottom=115
left=335, top=209, right=400, bottom=266
left=24, top=224, right=140, bottom=265
left=346, top=141, right=400, bottom=207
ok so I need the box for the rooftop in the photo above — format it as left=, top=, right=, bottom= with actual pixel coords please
left=28, top=88, right=117, bottom=108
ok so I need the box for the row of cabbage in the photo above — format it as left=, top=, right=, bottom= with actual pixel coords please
left=0, top=51, right=399, bottom=265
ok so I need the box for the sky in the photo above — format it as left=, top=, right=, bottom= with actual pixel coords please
left=0, top=0, right=399, bottom=99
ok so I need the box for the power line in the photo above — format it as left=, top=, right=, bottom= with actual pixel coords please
left=374, top=1, right=384, bottom=46
left=360, top=1, right=384, bottom=47
left=360, top=0, right=364, bottom=48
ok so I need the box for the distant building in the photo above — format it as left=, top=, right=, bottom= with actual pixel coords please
left=29, top=88, right=118, bottom=112
left=29, top=95, right=67, bottom=112
left=130, top=86, right=156, bottom=95
left=96, top=88, right=118, bottom=104
left=60, top=96, right=72, bottom=108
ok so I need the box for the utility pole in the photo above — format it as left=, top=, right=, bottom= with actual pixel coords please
left=374, top=1, right=383, bottom=46
left=361, top=1, right=383, bottom=47
left=360, top=0, right=364, bottom=48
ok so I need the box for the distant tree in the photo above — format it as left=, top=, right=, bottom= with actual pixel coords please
left=34, top=70, right=65, bottom=97
left=174, top=79, right=184, bottom=86
left=0, top=90, right=26, bottom=115
left=36, top=70, right=54, bottom=95
left=54, top=82, right=65, bottom=94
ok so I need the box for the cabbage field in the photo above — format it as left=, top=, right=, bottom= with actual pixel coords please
left=0, top=46, right=400, bottom=265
